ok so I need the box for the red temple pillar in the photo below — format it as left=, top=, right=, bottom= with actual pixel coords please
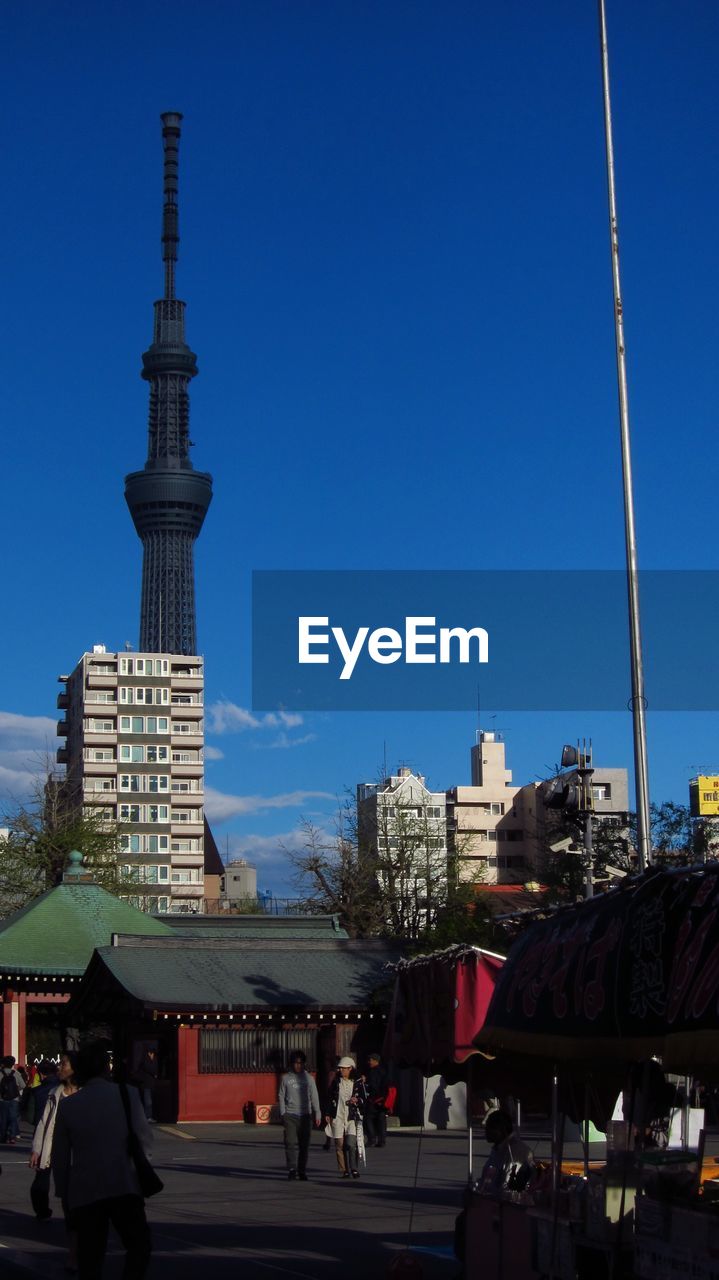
left=2, top=992, right=26, bottom=1063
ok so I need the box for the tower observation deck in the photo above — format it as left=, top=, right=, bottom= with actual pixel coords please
left=125, top=112, right=212, bottom=655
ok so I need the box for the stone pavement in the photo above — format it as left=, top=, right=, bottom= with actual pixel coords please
left=0, top=1120, right=471, bottom=1280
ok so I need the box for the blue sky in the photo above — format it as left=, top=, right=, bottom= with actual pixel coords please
left=1, top=1, right=718, bottom=895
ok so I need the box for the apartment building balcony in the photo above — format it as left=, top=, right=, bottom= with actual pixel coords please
left=84, top=775, right=117, bottom=790
left=170, top=671, right=203, bottom=691
left=170, top=882, right=204, bottom=898
left=56, top=720, right=68, bottom=737
left=171, top=729, right=203, bottom=747
left=56, top=692, right=69, bottom=710
left=86, top=672, right=118, bottom=688
left=170, top=853, right=205, bottom=868
left=170, top=700, right=203, bottom=717
left=170, top=821, right=204, bottom=837
left=56, top=748, right=68, bottom=765
left=82, top=758, right=116, bottom=774
left=170, top=758, right=204, bottom=777
left=83, top=730, right=117, bottom=746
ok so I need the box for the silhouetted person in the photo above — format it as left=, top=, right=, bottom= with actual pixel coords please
left=52, top=1041, right=152, bottom=1280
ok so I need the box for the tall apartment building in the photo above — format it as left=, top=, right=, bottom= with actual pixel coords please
left=446, top=731, right=630, bottom=886
left=57, top=645, right=205, bottom=913
left=357, top=768, right=448, bottom=928
left=446, top=732, right=528, bottom=885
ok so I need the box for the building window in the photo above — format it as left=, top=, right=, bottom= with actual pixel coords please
left=593, top=784, right=612, bottom=801
left=147, top=746, right=169, bottom=763
left=119, top=716, right=169, bottom=734
left=199, top=1028, right=315, bottom=1074
left=92, top=750, right=114, bottom=761
left=90, top=721, right=114, bottom=732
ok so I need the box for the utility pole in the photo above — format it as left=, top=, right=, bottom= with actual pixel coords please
left=544, top=741, right=596, bottom=900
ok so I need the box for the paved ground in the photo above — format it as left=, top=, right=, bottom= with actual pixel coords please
left=4, top=1120, right=717, bottom=1279
left=0, top=1121, right=471, bottom=1279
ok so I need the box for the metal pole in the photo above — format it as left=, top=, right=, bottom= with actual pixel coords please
left=584, top=812, right=594, bottom=900
left=597, top=0, right=651, bottom=871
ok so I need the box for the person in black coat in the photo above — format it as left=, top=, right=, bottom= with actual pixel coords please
left=325, top=1057, right=368, bottom=1179
left=363, top=1052, right=389, bottom=1148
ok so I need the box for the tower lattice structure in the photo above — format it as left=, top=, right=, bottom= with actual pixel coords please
left=125, top=112, right=212, bottom=655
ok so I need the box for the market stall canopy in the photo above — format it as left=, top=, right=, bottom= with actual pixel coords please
left=478, top=864, right=719, bottom=1072
left=384, top=944, right=505, bottom=1072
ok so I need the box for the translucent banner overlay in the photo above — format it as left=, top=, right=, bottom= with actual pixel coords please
left=251, top=570, right=719, bottom=712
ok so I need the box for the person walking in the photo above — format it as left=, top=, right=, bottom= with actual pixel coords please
left=363, top=1052, right=389, bottom=1148
left=52, top=1041, right=153, bottom=1280
left=134, top=1047, right=159, bottom=1123
left=29, top=1051, right=79, bottom=1221
left=325, top=1056, right=368, bottom=1180
left=277, top=1050, right=321, bottom=1181
left=0, top=1055, right=26, bottom=1145
left=27, top=1059, right=60, bottom=1129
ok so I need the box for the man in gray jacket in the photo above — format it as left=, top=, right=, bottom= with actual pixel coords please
left=277, top=1050, right=321, bottom=1181
left=52, top=1042, right=153, bottom=1279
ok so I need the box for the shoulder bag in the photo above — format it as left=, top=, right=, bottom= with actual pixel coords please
left=118, top=1083, right=164, bottom=1198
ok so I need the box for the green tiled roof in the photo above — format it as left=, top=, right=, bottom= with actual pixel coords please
left=162, top=914, right=349, bottom=940
left=0, top=885, right=174, bottom=976
left=82, top=937, right=402, bottom=1012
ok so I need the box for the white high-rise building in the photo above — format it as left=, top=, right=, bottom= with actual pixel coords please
left=56, top=645, right=205, bottom=913
left=357, top=767, right=448, bottom=934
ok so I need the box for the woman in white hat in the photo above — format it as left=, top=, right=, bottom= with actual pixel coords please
left=324, top=1057, right=368, bottom=1179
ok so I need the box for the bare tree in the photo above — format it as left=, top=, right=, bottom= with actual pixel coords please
left=285, top=790, right=494, bottom=947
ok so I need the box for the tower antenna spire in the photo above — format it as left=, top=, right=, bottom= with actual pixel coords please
left=124, top=112, right=213, bottom=656
left=161, top=111, right=182, bottom=301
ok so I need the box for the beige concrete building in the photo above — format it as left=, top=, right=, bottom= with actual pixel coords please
left=56, top=645, right=207, bottom=914
left=446, top=732, right=630, bottom=886
left=446, top=732, right=529, bottom=885
left=222, top=858, right=258, bottom=906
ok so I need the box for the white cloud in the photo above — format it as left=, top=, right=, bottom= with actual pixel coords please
left=0, top=711, right=58, bottom=744
left=203, top=745, right=225, bottom=761
left=257, top=732, right=317, bottom=751
left=204, top=786, right=333, bottom=822
left=207, top=702, right=305, bottom=735
left=224, top=828, right=309, bottom=865
left=0, top=711, right=60, bottom=802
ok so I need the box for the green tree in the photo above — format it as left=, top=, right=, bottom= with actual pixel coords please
left=0, top=770, right=123, bottom=915
left=539, top=799, right=716, bottom=902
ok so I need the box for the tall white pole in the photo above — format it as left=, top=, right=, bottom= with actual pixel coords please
left=597, top=0, right=651, bottom=871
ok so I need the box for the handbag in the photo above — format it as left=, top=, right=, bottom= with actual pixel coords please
left=119, top=1083, right=164, bottom=1198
